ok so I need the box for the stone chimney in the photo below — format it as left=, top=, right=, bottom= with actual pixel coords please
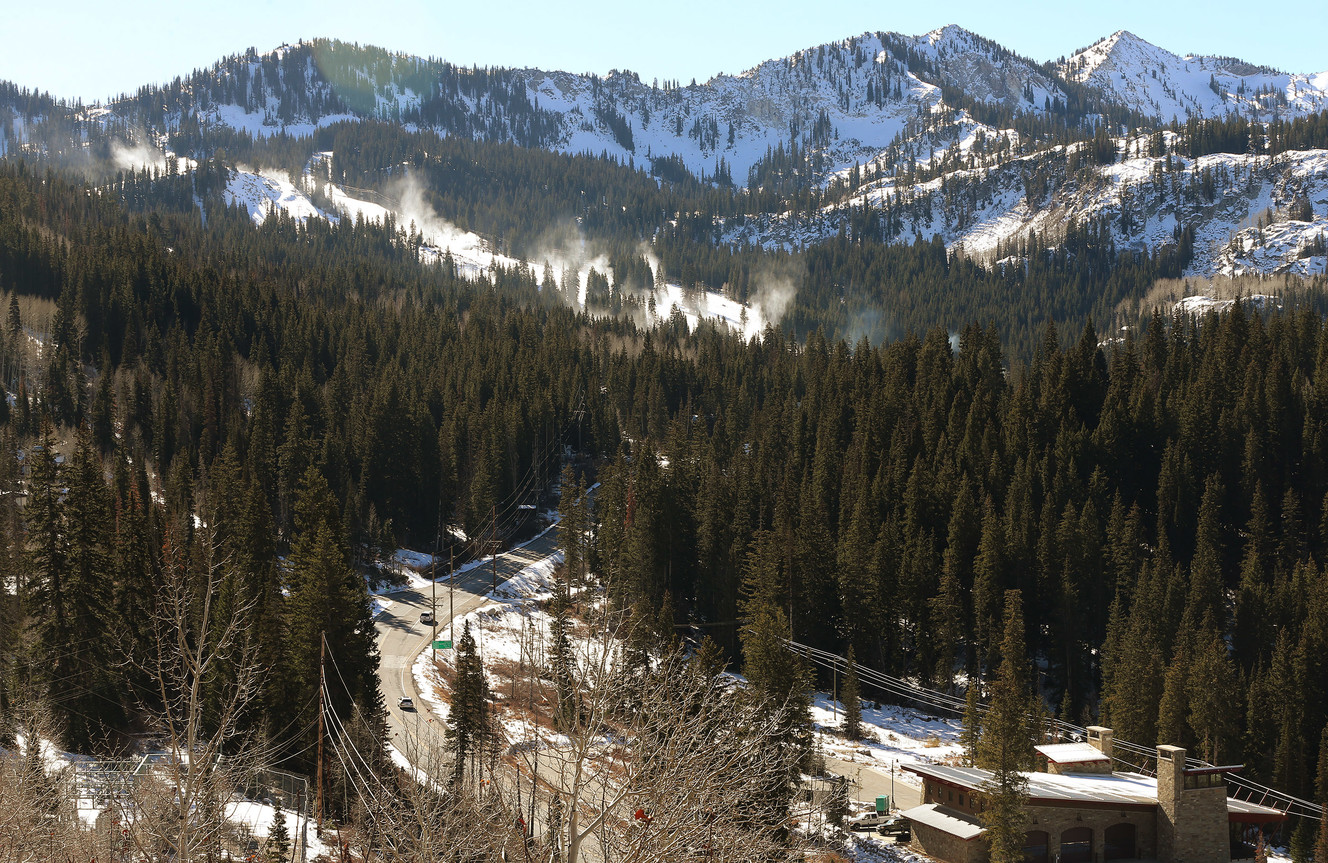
left=1087, top=726, right=1113, bottom=761
left=1156, top=744, right=1230, bottom=863
left=1157, top=744, right=1186, bottom=863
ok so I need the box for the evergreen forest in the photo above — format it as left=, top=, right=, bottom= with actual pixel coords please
left=1, top=153, right=1328, bottom=828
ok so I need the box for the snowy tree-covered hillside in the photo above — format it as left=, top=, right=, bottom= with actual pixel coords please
left=725, top=136, right=1328, bottom=279
left=1058, top=30, right=1328, bottom=123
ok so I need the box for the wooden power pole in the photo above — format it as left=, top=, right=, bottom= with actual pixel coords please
left=315, top=633, right=326, bottom=837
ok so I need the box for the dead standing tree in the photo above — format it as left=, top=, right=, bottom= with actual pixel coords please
left=506, top=599, right=805, bottom=863
left=349, top=601, right=806, bottom=863
left=116, top=526, right=267, bottom=862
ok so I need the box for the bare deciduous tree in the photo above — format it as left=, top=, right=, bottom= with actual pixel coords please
left=115, top=526, right=267, bottom=862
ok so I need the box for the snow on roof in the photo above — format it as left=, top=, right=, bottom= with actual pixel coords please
left=1228, top=796, right=1290, bottom=822
left=908, top=762, right=1160, bottom=806
left=901, top=804, right=985, bottom=841
left=904, top=763, right=1288, bottom=820
left=1035, top=742, right=1111, bottom=764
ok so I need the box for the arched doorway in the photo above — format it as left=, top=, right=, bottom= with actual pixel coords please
left=1023, top=830, right=1050, bottom=863
left=1061, top=826, right=1093, bottom=863
left=1104, top=822, right=1137, bottom=860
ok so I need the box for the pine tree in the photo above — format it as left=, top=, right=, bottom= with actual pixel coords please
left=962, top=682, right=982, bottom=767
left=1315, top=801, right=1328, bottom=863
left=740, top=602, right=813, bottom=807
left=266, top=797, right=291, bottom=863
left=549, top=579, right=579, bottom=733
left=6, top=295, right=20, bottom=340
left=446, top=620, right=492, bottom=786
left=972, top=503, right=1006, bottom=675
left=61, top=430, right=120, bottom=734
left=283, top=466, right=384, bottom=766
left=1188, top=632, right=1240, bottom=763
left=928, top=567, right=964, bottom=690
left=978, top=590, right=1033, bottom=863
left=1158, top=646, right=1192, bottom=748
left=842, top=644, right=862, bottom=740
left=558, top=463, right=583, bottom=583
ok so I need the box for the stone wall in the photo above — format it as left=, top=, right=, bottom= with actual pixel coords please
left=1047, top=760, right=1113, bottom=775
left=1025, top=803, right=1157, bottom=861
left=909, top=821, right=988, bottom=863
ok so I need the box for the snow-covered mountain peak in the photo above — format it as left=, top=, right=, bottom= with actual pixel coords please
left=1060, top=30, right=1328, bottom=122
left=1062, top=30, right=1170, bottom=85
left=919, top=25, right=983, bottom=50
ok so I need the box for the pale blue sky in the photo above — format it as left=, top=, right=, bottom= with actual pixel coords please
left=2, top=0, right=1324, bottom=103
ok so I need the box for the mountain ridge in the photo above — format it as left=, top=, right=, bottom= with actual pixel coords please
left=1, top=25, right=1325, bottom=303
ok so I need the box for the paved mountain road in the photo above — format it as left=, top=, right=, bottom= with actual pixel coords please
left=374, top=525, right=563, bottom=776
left=821, top=754, right=921, bottom=811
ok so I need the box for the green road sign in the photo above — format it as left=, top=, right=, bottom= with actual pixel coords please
left=433, top=640, right=453, bottom=650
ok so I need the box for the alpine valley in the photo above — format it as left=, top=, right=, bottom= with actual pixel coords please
left=7, top=21, right=1328, bottom=863
left=4, top=26, right=1327, bottom=355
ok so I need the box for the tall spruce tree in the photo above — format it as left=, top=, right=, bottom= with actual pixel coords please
left=446, top=620, right=492, bottom=786
left=740, top=602, right=813, bottom=808
left=548, top=572, right=579, bottom=733
left=962, top=682, right=982, bottom=767
left=842, top=644, right=862, bottom=740
left=59, top=429, right=122, bottom=744
left=978, top=590, right=1034, bottom=863
left=283, top=466, right=384, bottom=768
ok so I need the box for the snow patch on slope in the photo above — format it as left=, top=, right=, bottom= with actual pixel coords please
left=224, top=168, right=325, bottom=225
left=1060, top=30, right=1328, bottom=122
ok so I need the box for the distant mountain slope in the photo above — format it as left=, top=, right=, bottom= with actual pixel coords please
left=6, top=27, right=1325, bottom=187
left=727, top=137, right=1328, bottom=279
left=1059, top=31, right=1328, bottom=122
left=1, top=25, right=1325, bottom=295
left=132, top=32, right=1071, bottom=184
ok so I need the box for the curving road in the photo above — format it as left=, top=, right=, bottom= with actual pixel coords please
left=375, top=525, right=564, bottom=777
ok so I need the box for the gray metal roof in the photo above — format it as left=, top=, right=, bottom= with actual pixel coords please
left=904, top=762, right=1287, bottom=820
left=1035, top=742, right=1111, bottom=763
left=901, top=804, right=985, bottom=840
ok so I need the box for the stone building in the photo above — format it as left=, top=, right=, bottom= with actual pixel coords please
left=899, top=726, right=1285, bottom=863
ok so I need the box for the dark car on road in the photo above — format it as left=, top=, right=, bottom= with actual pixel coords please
left=877, top=815, right=910, bottom=841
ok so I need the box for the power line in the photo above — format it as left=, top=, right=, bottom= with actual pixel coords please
left=783, top=639, right=1323, bottom=821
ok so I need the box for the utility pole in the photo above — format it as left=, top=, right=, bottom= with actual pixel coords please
left=315, top=634, right=326, bottom=837
left=449, top=545, right=454, bottom=635
left=431, top=527, right=438, bottom=661
left=491, top=503, right=499, bottom=595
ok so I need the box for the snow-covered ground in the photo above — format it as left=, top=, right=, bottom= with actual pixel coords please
left=224, top=798, right=331, bottom=859
left=9, top=733, right=329, bottom=858
left=224, top=168, right=325, bottom=225
left=1174, top=293, right=1281, bottom=316
left=812, top=695, right=964, bottom=791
